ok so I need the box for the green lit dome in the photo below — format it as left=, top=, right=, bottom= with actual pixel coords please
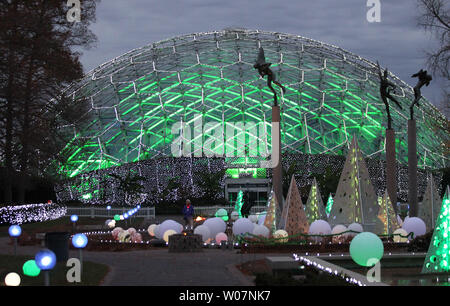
left=58, top=28, right=448, bottom=178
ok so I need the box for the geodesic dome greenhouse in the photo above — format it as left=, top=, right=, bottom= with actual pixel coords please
left=57, top=28, right=448, bottom=181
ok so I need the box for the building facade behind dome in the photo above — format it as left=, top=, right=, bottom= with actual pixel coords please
left=57, top=29, right=449, bottom=179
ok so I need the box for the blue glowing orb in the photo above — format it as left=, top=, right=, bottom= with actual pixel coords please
left=70, top=215, right=78, bottom=222
left=35, top=249, right=56, bottom=270
left=8, top=225, right=22, bottom=237
left=72, top=233, right=88, bottom=248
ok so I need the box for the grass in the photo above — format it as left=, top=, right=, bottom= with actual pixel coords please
left=0, top=254, right=109, bottom=286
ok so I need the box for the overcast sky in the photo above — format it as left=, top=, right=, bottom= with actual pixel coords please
left=78, top=0, right=447, bottom=110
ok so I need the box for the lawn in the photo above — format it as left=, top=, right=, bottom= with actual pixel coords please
left=0, top=254, right=110, bottom=286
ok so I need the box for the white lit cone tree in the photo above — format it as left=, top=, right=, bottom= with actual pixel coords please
left=264, top=189, right=281, bottom=235
left=419, top=173, right=442, bottom=231
left=375, top=190, right=401, bottom=235
left=305, top=177, right=327, bottom=224
left=280, top=176, right=309, bottom=236
left=328, top=136, right=379, bottom=231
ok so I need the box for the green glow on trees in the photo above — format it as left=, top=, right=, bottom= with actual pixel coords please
left=325, top=193, right=333, bottom=216
left=422, top=186, right=450, bottom=274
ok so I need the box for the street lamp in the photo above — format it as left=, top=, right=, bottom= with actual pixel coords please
left=35, top=249, right=56, bottom=286
left=72, top=233, right=88, bottom=276
left=8, top=225, right=21, bottom=255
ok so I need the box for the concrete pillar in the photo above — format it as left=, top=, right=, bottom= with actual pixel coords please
left=408, top=119, right=418, bottom=217
left=385, top=129, right=397, bottom=213
left=272, top=106, right=283, bottom=211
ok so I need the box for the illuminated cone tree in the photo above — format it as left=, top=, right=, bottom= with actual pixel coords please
left=422, top=186, right=450, bottom=274
left=328, top=136, right=379, bottom=230
left=234, top=190, right=244, bottom=218
left=325, top=193, right=334, bottom=217
left=419, top=174, right=442, bottom=231
left=280, top=176, right=309, bottom=236
left=305, top=177, right=327, bottom=224
left=375, top=191, right=401, bottom=235
left=264, top=189, right=281, bottom=234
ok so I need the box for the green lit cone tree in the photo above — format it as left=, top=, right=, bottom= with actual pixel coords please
left=422, top=186, right=450, bottom=274
left=280, top=176, right=309, bottom=236
left=305, top=177, right=327, bottom=224
left=325, top=193, right=334, bottom=217
left=375, top=191, right=401, bottom=235
left=234, top=190, right=244, bottom=217
left=328, top=136, right=379, bottom=230
left=419, top=173, right=442, bottom=231
left=264, top=189, right=281, bottom=234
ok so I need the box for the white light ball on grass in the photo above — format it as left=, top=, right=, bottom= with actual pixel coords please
left=105, top=219, right=112, bottom=226
left=252, top=225, right=270, bottom=238
left=308, top=220, right=332, bottom=242
left=215, top=232, right=228, bottom=244
left=232, top=218, right=254, bottom=236
left=107, top=220, right=116, bottom=229
left=331, top=225, right=348, bottom=243
left=230, top=211, right=240, bottom=221
left=194, top=225, right=211, bottom=242
left=273, top=230, right=289, bottom=243
left=393, top=228, right=409, bottom=243
left=350, top=232, right=384, bottom=267
left=147, top=224, right=157, bottom=236
left=347, top=223, right=363, bottom=238
left=163, top=229, right=177, bottom=243
left=402, top=217, right=426, bottom=240
left=131, top=233, right=142, bottom=243
left=204, top=217, right=226, bottom=239
left=157, top=220, right=182, bottom=239
left=4, top=272, right=21, bottom=286
left=249, top=214, right=258, bottom=223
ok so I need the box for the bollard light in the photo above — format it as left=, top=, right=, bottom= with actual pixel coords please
left=4, top=272, right=21, bottom=286
left=106, top=205, right=111, bottom=210
left=35, top=249, right=56, bottom=271
left=72, top=233, right=88, bottom=249
left=124, top=213, right=129, bottom=219
left=8, top=225, right=21, bottom=237
left=70, top=215, right=78, bottom=222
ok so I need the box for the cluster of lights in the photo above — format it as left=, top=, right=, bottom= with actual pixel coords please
left=54, top=151, right=440, bottom=207
left=0, top=203, right=67, bottom=225
left=293, top=254, right=364, bottom=286
left=112, top=204, right=141, bottom=221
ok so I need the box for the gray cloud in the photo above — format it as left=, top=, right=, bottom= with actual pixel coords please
left=79, top=0, right=447, bottom=109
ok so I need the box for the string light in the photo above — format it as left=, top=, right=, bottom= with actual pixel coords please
left=0, top=203, right=66, bottom=225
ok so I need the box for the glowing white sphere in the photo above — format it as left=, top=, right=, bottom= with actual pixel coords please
left=215, top=232, right=228, bottom=244
left=331, top=225, right=348, bottom=243
left=4, top=272, right=21, bottom=286
left=163, top=229, right=177, bottom=243
left=111, top=227, right=123, bottom=240
left=309, top=220, right=332, bottom=243
left=157, top=220, right=182, bottom=239
left=203, top=217, right=226, bottom=239
left=147, top=224, right=158, bottom=236
left=252, top=224, right=270, bottom=238
left=402, top=217, right=426, bottom=240
left=273, top=229, right=289, bottom=243
left=232, top=218, right=254, bottom=236
left=249, top=214, right=258, bottom=223
left=107, top=220, right=116, bottom=229
left=347, top=223, right=363, bottom=238
left=105, top=219, right=112, bottom=226
left=194, top=225, right=211, bottom=242
left=131, top=233, right=142, bottom=243
left=230, top=211, right=240, bottom=221
left=393, top=228, right=409, bottom=243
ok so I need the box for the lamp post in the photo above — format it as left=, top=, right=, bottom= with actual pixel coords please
left=35, top=249, right=56, bottom=286
left=72, top=233, right=88, bottom=276
left=8, top=225, right=21, bottom=255
left=106, top=205, right=111, bottom=217
left=70, top=215, right=78, bottom=233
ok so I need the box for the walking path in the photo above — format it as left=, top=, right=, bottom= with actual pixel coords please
left=0, top=237, right=276, bottom=286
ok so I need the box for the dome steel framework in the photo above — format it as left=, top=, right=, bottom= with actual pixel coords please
left=57, top=29, right=449, bottom=178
